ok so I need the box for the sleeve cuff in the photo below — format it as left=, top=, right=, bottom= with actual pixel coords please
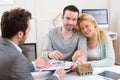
left=53, top=73, right=60, bottom=80
left=31, top=61, right=37, bottom=71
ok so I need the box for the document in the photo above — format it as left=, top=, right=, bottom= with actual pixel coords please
left=37, top=60, right=73, bottom=71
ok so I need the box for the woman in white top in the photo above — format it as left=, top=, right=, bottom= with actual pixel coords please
left=72, top=13, right=115, bottom=67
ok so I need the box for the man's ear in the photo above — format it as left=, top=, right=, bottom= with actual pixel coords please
left=17, top=31, right=24, bottom=38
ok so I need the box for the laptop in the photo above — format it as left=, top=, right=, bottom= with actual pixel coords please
left=20, top=43, right=37, bottom=62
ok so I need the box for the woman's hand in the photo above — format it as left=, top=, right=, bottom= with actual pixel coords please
left=72, top=49, right=85, bottom=62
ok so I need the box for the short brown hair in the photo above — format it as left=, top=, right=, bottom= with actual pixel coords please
left=63, top=5, right=79, bottom=17
left=1, top=8, right=32, bottom=38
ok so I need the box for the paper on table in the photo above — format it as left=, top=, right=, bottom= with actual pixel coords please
left=37, top=60, right=73, bottom=71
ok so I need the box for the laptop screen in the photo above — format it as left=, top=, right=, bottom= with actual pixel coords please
left=20, top=43, right=37, bottom=62
left=82, top=9, right=108, bottom=28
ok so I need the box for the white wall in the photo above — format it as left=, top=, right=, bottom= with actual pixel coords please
left=0, top=0, right=37, bottom=43
left=110, top=0, right=120, bottom=64
left=109, top=0, right=119, bottom=32
left=0, top=0, right=109, bottom=56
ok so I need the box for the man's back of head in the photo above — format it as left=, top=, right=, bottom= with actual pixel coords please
left=1, top=8, right=32, bottom=39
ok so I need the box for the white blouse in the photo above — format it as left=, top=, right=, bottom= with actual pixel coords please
left=87, top=48, right=101, bottom=61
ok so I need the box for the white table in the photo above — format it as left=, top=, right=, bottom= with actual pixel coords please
left=31, top=65, right=120, bottom=80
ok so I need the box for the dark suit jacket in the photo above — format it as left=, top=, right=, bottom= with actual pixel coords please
left=0, top=37, right=58, bottom=80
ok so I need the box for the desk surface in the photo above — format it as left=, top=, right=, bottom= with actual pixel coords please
left=31, top=65, right=120, bottom=80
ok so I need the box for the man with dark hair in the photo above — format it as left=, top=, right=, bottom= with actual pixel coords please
left=63, top=5, right=79, bottom=17
left=42, top=5, right=87, bottom=69
left=0, top=8, right=66, bottom=80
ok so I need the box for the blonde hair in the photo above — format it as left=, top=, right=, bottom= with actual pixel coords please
left=77, top=13, right=106, bottom=48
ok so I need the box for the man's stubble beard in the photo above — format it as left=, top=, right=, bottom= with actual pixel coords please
left=66, top=25, right=75, bottom=31
left=19, top=36, right=27, bottom=45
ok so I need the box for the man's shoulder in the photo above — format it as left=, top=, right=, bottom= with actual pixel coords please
left=48, top=27, right=60, bottom=35
left=0, top=44, right=19, bottom=59
left=73, top=29, right=85, bottom=36
left=0, top=39, right=20, bottom=59
left=49, top=27, right=60, bottom=32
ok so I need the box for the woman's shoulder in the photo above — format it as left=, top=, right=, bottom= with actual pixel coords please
left=99, top=30, right=112, bottom=44
left=104, top=31, right=111, bottom=40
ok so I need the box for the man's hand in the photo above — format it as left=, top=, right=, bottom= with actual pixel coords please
left=48, top=50, right=63, bottom=60
left=35, top=56, right=51, bottom=68
left=55, top=68, right=67, bottom=78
